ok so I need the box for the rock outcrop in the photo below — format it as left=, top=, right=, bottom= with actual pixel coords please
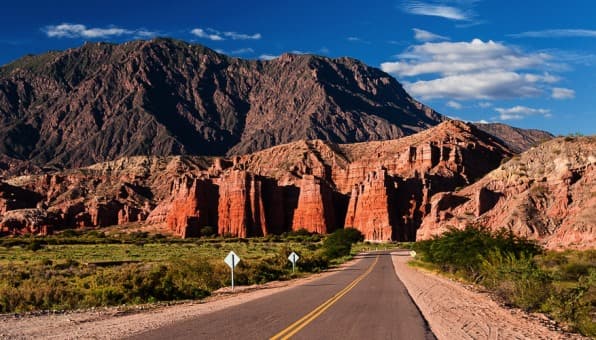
left=345, top=168, right=396, bottom=241
left=0, top=121, right=527, bottom=244
left=418, top=136, right=596, bottom=250
left=291, top=175, right=336, bottom=234
left=217, top=171, right=267, bottom=238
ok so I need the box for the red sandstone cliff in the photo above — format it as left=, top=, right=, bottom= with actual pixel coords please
left=0, top=121, right=524, bottom=244
left=418, top=136, right=596, bottom=250
left=291, top=175, right=337, bottom=234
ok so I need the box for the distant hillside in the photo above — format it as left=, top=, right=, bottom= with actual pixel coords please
left=0, top=38, right=443, bottom=174
left=473, top=122, right=554, bottom=153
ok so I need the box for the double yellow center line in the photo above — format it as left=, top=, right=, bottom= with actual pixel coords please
left=270, top=255, right=380, bottom=340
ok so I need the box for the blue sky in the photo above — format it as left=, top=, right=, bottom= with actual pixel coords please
left=1, top=0, right=595, bottom=135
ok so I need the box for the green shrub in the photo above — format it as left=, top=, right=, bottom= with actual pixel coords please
left=322, top=228, right=364, bottom=259
left=413, top=226, right=541, bottom=279
left=297, top=253, right=329, bottom=272
left=480, top=249, right=552, bottom=310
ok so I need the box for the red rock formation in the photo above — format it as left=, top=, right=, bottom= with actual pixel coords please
left=291, top=175, right=336, bottom=234
left=217, top=170, right=267, bottom=237
left=166, top=177, right=218, bottom=238
left=345, top=169, right=395, bottom=241
left=418, top=136, right=596, bottom=250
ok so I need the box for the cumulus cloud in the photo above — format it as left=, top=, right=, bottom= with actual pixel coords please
left=509, top=29, right=596, bottom=39
left=494, top=106, right=551, bottom=120
left=551, top=87, right=575, bottom=99
left=413, top=28, right=449, bottom=42
left=401, top=1, right=474, bottom=21
left=231, top=48, right=254, bottom=55
left=190, top=28, right=224, bottom=41
left=190, top=27, right=261, bottom=41
left=381, top=38, right=563, bottom=100
left=43, top=23, right=156, bottom=39
left=259, top=54, right=279, bottom=61
left=446, top=100, right=462, bottom=109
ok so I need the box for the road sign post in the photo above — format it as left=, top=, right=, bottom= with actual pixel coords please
left=224, top=251, right=241, bottom=290
left=288, top=252, right=299, bottom=273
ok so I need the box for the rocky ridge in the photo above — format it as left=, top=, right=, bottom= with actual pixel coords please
left=0, top=121, right=513, bottom=243
left=417, top=136, right=596, bottom=249
left=0, top=38, right=443, bottom=175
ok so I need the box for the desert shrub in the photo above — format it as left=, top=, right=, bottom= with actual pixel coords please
left=413, top=226, right=541, bottom=279
left=297, top=253, right=329, bottom=272
left=199, top=226, right=216, bottom=237
left=322, top=228, right=364, bottom=259
left=543, top=269, right=595, bottom=336
left=480, top=249, right=552, bottom=310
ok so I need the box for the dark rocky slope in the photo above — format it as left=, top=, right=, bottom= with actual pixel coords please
left=0, top=38, right=443, bottom=175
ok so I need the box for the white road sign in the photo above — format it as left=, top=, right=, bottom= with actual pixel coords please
left=288, top=252, right=299, bottom=264
left=288, top=252, right=299, bottom=273
left=224, top=251, right=241, bottom=269
left=224, top=251, right=241, bottom=290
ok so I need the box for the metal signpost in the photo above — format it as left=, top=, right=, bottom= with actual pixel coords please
left=224, top=251, right=241, bottom=290
left=288, top=252, right=299, bottom=273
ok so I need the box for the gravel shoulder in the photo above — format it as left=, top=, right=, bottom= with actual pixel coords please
left=391, top=250, right=587, bottom=340
left=0, top=257, right=364, bottom=340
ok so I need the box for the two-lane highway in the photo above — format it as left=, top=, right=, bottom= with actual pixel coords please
left=128, top=251, right=434, bottom=339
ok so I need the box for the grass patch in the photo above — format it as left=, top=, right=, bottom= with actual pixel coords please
left=0, top=229, right=373, bottom=314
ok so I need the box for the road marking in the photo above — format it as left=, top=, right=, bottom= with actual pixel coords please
left=270, top=255, right=380, bottom=340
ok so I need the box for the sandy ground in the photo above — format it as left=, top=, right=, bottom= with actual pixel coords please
left=391, top=250, right=587, bottom=340
left=0, top=258, right=363, bottom=340
left=1, top=252, right=586, bottom=339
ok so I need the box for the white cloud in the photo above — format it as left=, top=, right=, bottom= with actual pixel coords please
left=45, top=23, right=133, bottom=38
left=190, top=28, right=224, bottom=41
left=402, top=1, right=472, bottom=21
left=319, top=47, right=330, bottom=54
left=259, top=54, right=279, bottom=61
left=551, top=87, right=575, bottom=99
left=475, top=119, right=490, bottom=124
left=231, top=48, right=254, bottom=55
left=223, top=31, right=261, bottom=40
left=494, top=106, right=551, bottom=120
left=413, top=28, right=449, bottom=42
left=190, top=27, right=261, bottom=41
left=382, top=39, right=549, bottom=77
left=405, top=72, right=546, bottom=100
left=478, top=102, right=493, bottom=108
left=381, top=38, right=564, bottom=100
left=347, top=36, right=370, bottom=44
left=446, top=100, right=462, bottom=109
left=510, top=29, right=596, bottom=39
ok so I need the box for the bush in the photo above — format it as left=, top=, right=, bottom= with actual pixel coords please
left=480, top=249, right=552, bottom=310
left=297, top=253, right=329, bottom=272
left=322, top=228, right=364, bottom=259
left=413, top=226, right=541, bottom=279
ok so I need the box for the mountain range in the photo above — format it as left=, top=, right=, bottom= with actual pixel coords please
left=2, top=38, right=589, bottom=250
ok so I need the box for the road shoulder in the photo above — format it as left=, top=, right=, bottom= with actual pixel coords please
left=391, top=250, right=587, bottom=340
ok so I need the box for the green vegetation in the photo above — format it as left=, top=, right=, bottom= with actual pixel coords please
left=0, top=228, right=374, bottom=314
left=412, top=227, right=595, bottom=337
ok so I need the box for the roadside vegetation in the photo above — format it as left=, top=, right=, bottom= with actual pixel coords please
left=411, top=227, right=595, bottom=337
left=0, top=228, right=372, bottom=314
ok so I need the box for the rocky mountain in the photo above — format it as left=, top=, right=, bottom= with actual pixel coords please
left=0, top=38, right=443, bottom=175
left=418, top=136, right=595, bottom=250
left=473, top=123, right=554, bottom=153
left=0, top=121, right=512, bottom=242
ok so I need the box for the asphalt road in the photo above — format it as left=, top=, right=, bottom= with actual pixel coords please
left=128, top=251, right=435, bottom=340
